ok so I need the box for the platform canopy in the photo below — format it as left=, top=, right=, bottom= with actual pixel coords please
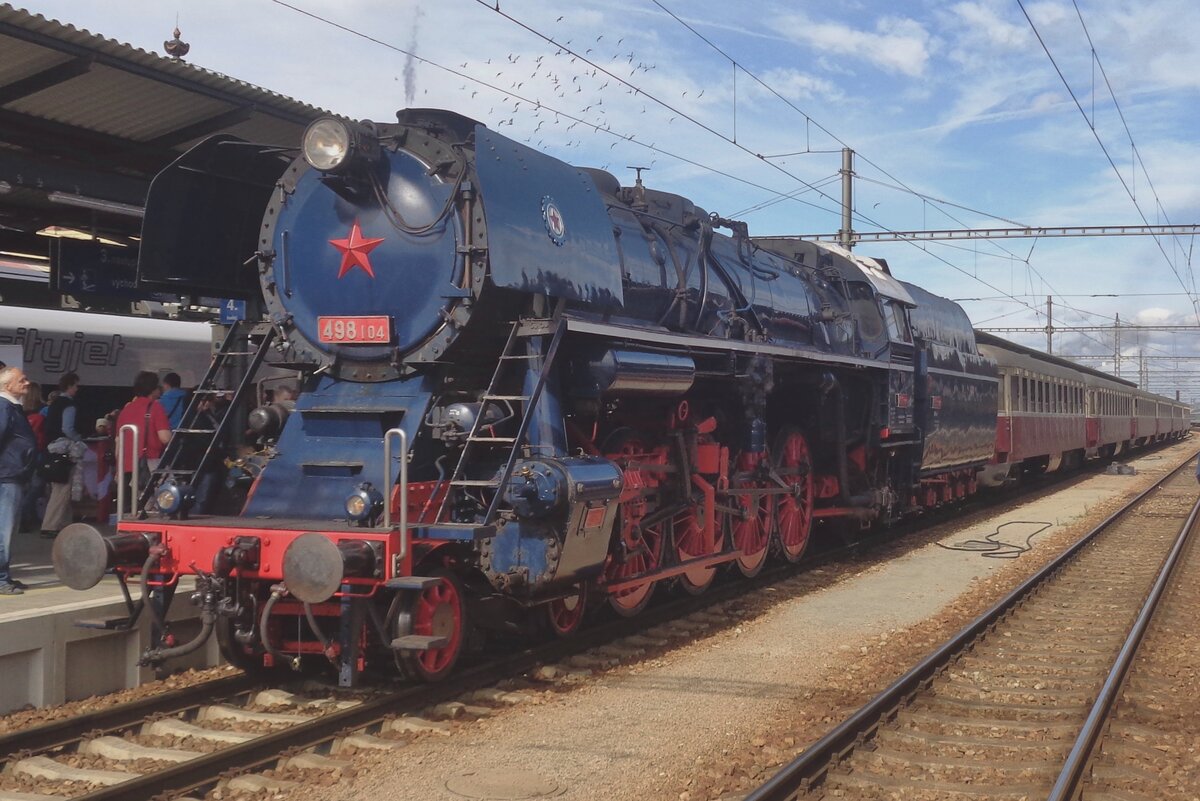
left=0, top=3, right=327, bottom=294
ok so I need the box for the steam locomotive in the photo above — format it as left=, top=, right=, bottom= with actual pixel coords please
left=49, top=109, right=1180, bottom=686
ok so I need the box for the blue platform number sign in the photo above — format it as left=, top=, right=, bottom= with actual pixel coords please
left=219, top=299, right=247, bottom=324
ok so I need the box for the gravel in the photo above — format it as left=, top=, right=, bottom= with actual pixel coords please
left=275, top=440, right=1196, bottom=801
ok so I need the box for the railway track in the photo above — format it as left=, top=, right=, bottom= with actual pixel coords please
left=1070, top=488, right=1200, bottom=801
left=744, top=451, right=1200, bottom=801
left=0, top=535, right=864, bottom=799
left=0, top=445, right=1184, bottom=800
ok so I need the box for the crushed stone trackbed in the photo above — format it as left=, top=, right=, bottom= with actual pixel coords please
left=291, top=441, right=1196, bottom=801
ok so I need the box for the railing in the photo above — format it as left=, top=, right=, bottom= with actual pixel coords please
left=115, top=423, right=140, bottom=520
left=383, top=427, right=409, bottom=563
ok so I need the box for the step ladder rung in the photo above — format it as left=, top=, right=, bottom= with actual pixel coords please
left=219, top=351, right=259, bottom=356
left=450, top=479, right=502, bottom=487
left=482, top=395, right=529, bottom=401
left=499, top=354, right=539, bottom=360
left=384, top=576, right=444, bottom=592
left=173, top=428, right=216, bottom=434
left=391, top=635, right=449, bottom=652
left=467, top=437, right=517, bottom=443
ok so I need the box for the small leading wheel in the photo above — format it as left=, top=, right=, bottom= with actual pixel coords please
left=544, top=586, right=586, bottom=637
left=773, top=428, right=814, bottom=563
left=730, top=451, right=772, bottom=577
left=393, top=570, right=467, bottom=682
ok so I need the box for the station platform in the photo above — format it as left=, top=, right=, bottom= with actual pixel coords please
left=0, top=527, right=218, bottom=715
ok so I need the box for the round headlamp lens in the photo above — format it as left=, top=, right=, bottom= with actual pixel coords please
left=345, top=493, right=368, bottom=520
left=302, top=118, right=351, bottom=172
left=156, top=486, right=181, bottom=514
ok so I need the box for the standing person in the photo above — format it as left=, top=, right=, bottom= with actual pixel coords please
left=40, top=373, right=82, bottom=539
left=0, top=367, right=37, bottom=594
left=115, top=371, right=171, bottom=510
left=20, top=388, right=46, bottom=532
left=81, top=418, right=114, bottom=524
left=159, top=372, right=188, bottom=431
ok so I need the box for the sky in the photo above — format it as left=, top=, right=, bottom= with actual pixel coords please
left=16, top=0, right=1200, bottom=400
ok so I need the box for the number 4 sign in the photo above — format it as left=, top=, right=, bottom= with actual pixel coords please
left=219, top=299, right=247, bottom=324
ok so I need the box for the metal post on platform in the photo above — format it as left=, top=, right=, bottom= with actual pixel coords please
left=115, top=424, right=140, bottom=519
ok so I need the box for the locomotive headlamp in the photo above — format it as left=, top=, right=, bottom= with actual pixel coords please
left=154, top=481, right=194, bottom=516
left=345, top=483, right=384, bottom=523
left=302, top=117, right=380, bottom=174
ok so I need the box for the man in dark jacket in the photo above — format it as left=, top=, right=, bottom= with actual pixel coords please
left=0, top=367, right=37, bottom=594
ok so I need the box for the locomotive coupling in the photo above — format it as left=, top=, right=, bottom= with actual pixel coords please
left=52, top=523, right=156, bottom=590
left=281, top=533, right=379, bottom=603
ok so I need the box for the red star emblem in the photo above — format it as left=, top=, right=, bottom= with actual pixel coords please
left=548, top=207, right=562, bottom=232
left=329, top=221, right=385, bottom=279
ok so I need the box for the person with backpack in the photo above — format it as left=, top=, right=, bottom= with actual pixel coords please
left=39, top=373, right=83, bottom=539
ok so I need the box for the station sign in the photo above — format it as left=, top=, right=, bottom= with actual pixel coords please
left=219, top=299, right=247, bottom=323
left=52, top=238, right=173, bottom=302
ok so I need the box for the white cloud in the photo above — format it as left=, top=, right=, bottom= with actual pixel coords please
left=773, top=12, right=933, bottom=77
left=950, top=1, right=1029, bottom=49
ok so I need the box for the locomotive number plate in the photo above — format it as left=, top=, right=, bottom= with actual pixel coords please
left=317, top=315, right=392, bottom=344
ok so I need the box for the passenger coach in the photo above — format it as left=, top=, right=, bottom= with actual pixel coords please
left=977, top=332, right=1188, bottom=485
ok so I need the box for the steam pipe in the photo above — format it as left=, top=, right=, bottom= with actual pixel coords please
left=139, top=551, right=168, bottom=637
left=303, top=602, right=336, bottom=663
left=141, top=608, right=215, bottom=663
left=260, top=585, right=296, bottom=671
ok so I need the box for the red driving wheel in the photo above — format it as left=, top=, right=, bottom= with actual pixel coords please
left=773, top=428, right=814, bottom=563
left=605, top=508, right=664, bottom=616
left=674, top=503, right=723, bottom=594
left=730, top=450, right=772, bottom=577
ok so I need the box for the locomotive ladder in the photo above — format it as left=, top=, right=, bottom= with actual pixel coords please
left=137, top=321, right=277, bottom=515
left=438, top=316, right=565, bottom=525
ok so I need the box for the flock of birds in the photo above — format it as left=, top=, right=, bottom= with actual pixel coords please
left=419, top=15, right=693, bottom=173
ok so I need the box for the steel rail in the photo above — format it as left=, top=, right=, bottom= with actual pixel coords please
left=0, top=673, right=260, bottom=759
left=73, top=559, right=803, bottom=801
left=27, top=439, right=1184, bottom=799
left=742, top=448, right=1200, bottom=801
left=1046, top=477, right=1200, bottom=800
